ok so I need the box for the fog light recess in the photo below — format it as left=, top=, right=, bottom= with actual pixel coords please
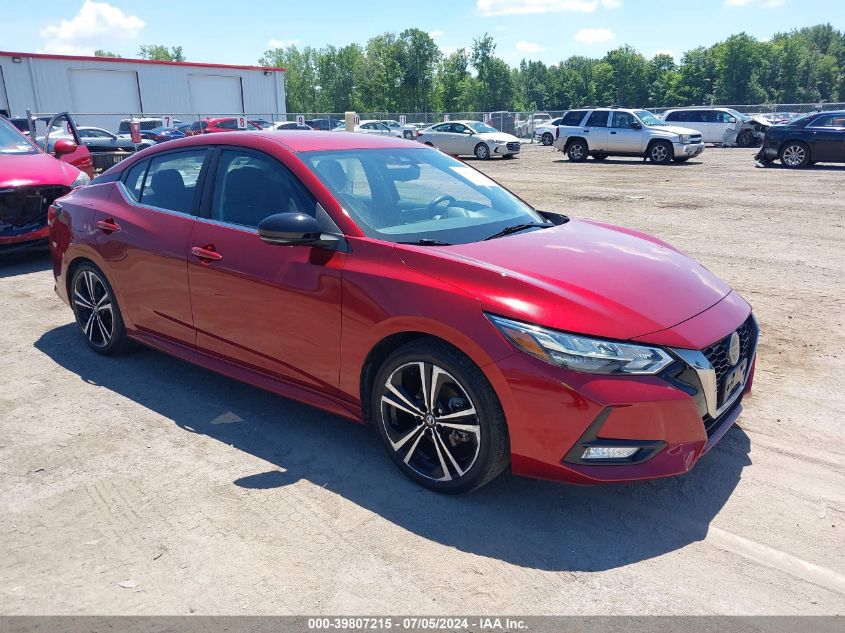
left=581, top=446, right=639, bottom=460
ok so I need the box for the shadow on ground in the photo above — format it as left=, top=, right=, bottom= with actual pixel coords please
left=36, top=324, right=751, bottom=572
left=0, top=249, right=51, bottom=279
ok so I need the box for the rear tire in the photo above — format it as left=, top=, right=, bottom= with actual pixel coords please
left=780, top=141, right=810, bottom=168
left=71, top=263, right=129, bottom=355
left=474, top=143, right=490, bottom=160
left=541, top=132, right=553, bottom=146
left=648, top=140, right=673, bottom=165
left=371, top=339, right=510, bottom=494
left=566, top=139, right=588, bottom=162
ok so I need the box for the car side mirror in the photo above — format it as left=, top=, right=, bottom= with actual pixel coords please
left=631, top=122, right=642, bottom=130
left=53, top=139, right=78, bottom=155
left=258, top=213, right=321, bottom=245
left=729, top=117, right=737, bottom=123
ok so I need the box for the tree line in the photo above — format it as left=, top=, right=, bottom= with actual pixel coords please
left=257, top=24, right=845, bottom=114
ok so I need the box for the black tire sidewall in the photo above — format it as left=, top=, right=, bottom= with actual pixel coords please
left=71, top=263, right=128, bottom=355
left=649, top=141, right=673, bottom=164
left=542, top=133, right=553, bottom=146
left=370, top=341, right=508, bottom=493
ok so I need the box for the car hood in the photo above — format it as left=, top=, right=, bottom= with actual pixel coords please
left=0, top=152, right=80, bottom=189
left=648, top=124, right=701, bottom=136
left=395, top=218, right=732, bottom=342
left=476, top=132, right=520, bottom=143
left=748, top=115, right=772, bottom=126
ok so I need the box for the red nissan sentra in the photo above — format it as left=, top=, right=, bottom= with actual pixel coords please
left=50, top=131, right=757, bottom=493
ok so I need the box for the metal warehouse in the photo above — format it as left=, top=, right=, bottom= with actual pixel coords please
left=0, top=51, right=286, bottom=130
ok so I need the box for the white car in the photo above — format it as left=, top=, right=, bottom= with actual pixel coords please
left=416, top=120, right=521, bottom=159
left=661, top=107, right=771, bottom=147
left=379, top=119, right=418, bottom=139
left=515, top=112, right=552, bottom=139
left=534, top=116, right=565, bottom=145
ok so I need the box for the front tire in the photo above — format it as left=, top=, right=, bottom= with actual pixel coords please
left=71, top=263, right=128, bottom=355
left=474, top=143, right=490, bottom=160
left=648, top=140, right=673, bottom=165
left=371, top=339, right=509, bottom=493
left=567, top=139, right=588, bottom=162
left=736, top=129, right=756, bottom=148
left=541, top=132, right=553, bottom=146
left=780, top=141, right=810, bottom=168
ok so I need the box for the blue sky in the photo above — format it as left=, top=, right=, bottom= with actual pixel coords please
left=2, top=0, right=842, bottom=67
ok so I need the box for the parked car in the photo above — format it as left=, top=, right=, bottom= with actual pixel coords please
left=10, top=112, right=95, bottom=177
left=757, top=110, right=845, bottom=168
left=553, top=108, right=704, bottom=164
left=661, top=108, right=770, bottom=147
left=356, top=120, right=404, bottom=138
left=269, top=121, right=313, bottom=131
left=117, top=118, right=177, bottom=138
left=1, top=115, right=90, bottom=254
left=185, top=118, right=261, bottom=135
left=417, top=120, right=521, bottom=159
left=50, top=130, right=757, bottom=492
left=141, top=126, right=187, bottom=143
left=486, top=111, right=516, bottom=135
left=306, top=118, right=344, bottom=131
left=77, top=127, right=154, bottom=151
left=534, top=116, right=565, bottom=145
left=379, top=119, right=417, bottom=139
left=515, top=112, right=552, bottom=139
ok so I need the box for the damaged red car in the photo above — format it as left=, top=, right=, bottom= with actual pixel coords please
left=1, top=115, right=92, bottom=254
left=50, top=131, right=758, bottom=493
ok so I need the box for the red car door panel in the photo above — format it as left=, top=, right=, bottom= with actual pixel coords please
left=93, top=149, right=210, bottom=345
left=187, top=147, right=344, bottom=393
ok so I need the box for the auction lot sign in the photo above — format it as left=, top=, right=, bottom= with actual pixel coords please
left=0, top=617, right=838, bottom=633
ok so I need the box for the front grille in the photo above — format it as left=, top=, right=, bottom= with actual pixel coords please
left=91, top=151, right=131, bottom=174
left=506, top=142, right=521, bottom=152
left=0, top=186, right=69, bottom=236
left=702, top=315, right=758, bottom=411
left=689, top=135, right=702, bottom=143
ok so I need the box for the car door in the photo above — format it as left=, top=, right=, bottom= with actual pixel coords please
left=608, top=111, right=644, bottom=153
left=682, top=110, right=710, bottom=141
left=428, top=123, right=456, bottom=153
left=93, top=148, right=210, bottom=345
left=582, top=111, right=609, bottom=151
left=451, top=123, right=476, bottom=155
left=710, top=111, right=732, bottom=143
left=187, top=147, right=344, bottom=392
left=806, top=114, right=845, bottom=161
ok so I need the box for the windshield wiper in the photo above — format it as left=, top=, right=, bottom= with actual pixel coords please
left=483, top=222, right=552, bottom=241
left=399, top=239, right=453, bottom=246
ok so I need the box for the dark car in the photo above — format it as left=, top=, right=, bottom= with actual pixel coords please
left=77, top=127, right=154, bottom=152
left=759, top=110, right=845, bottom=168
left=271, top=121, right=313, bottom=131
left=50, top=131, right=757, bottom=493
left=305, top=118, right=343, bottom=131
left=141, top=126, right=186, bottom=143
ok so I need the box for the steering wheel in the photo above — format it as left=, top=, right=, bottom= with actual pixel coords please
left=426, top=194, right=457, bottom=212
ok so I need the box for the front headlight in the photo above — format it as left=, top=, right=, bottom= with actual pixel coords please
left=487, top=314, right=674, bottom=375
left=70, top=171, right=91, bottom=188
left=679, top=134, right=691, bottom=144
left=493, top=139, right=508, bottom=145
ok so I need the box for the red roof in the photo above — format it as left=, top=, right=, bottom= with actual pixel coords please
left=163, top=130, right=418, bottom=153
left=0, top=50, right=284, bottom=72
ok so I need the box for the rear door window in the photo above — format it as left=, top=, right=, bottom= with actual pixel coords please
left=138, top=150, right=209, bottom=214
left=122, top=160, right=149, bottom=202
left=585, top=111, right=609, bottom=127
left=561, top=110, right=587, bottom=126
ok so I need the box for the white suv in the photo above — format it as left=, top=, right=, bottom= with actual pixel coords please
left=552, top=108, right=705, bottom=164
left=661, top=107, right=771, bottom=147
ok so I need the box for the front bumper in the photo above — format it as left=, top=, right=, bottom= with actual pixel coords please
left=492, top=142, right=521, bottom=156
left=484, top=304, right=756, bottom=485
left=673, top=141, right=705, bottom=157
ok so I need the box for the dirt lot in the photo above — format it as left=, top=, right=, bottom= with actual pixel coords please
left=1, top=146, right=843, bottom=615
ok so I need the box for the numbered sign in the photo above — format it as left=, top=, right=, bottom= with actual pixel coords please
left=354, top=114, right=360, bottom=125
left=482, top=113, right=490, bottom=123
left=162, top=115, right=174, bottom=128
left=296, top=114, right=305, bottom=126
left=236, top=116, right=247, bottom=129
left=399, top=115, right=406, bottom=125
left=443, top=114, right=450, bottom=122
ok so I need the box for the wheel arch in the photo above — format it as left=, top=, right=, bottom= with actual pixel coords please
left=645, top=137, right=674, bottom=158
left=565, top=136, right=588, bottom=152
left=63, top=250, right=134, bottom=330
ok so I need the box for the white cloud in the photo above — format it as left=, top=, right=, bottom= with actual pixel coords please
left=267, top=38, right=300, bottom=48
left=39, top=0, right=145, bottom=55
left=516, top=40, right=546, bottom=53
left=428, top=30, right=444, bottom=39
left=724, top=0, right=784, bottom=6
left=574, top=27, right=615, bottom=44
left=602, top=0, right=622, bottom=7
left=477, top=0, right=601, bottom=16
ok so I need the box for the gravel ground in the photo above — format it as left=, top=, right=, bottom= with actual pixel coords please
left=1, top=145, right=843, bottom=615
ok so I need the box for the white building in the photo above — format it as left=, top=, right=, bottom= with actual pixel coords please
left=0, top=50, right=286, bottom=131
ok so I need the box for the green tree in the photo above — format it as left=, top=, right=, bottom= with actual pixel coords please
left=712, top=34, right=767, bottom=103
left=138, top=45, right=185, bottom=62
left=94, top=49, right=119, bottom=58
left=435, top=49, right=473, bottom=112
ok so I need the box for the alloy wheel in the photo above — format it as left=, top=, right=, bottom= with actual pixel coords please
left=569, top=143, right=585, bottom=160
left=651, top=143, right=669, bottom=163
left=73, top=269, right=114, bottom=349
left=475, top=144, right=490, bottom=159
left=380, top=362, right=481, bottom=482
left=542, top=132, right=553, bottom=146
left=782, top=144, right=806, bottom=167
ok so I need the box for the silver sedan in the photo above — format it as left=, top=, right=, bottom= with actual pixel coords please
left=416, top=120, right=521, bottom=159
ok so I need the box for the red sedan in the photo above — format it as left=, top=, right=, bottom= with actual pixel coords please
left=1, top=116, right=92, bottom=254
left=184, top=117, right=261, bottom=135
left=50, top=131, right=758, bottom=493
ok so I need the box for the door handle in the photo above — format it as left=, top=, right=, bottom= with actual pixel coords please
left=583, top=129, right=590, bottom=133
left=191, top=245, right=223, bottom=262
left=96, top=218, right=120, bottom=234
left=610, top=131, right=617, bottom=134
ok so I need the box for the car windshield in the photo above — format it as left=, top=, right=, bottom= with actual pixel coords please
left=301, top=148, right=546, bottom=244
left=634, top=110, right=664, bottom=126
left=466, top=121, right=499, bottom=134
left=725, top=109, right=750, bottom=122
left=0, top=119, right=38, bottom=155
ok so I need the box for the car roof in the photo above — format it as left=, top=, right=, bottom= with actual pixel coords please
left=142, top=130, right=419, bottom=153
